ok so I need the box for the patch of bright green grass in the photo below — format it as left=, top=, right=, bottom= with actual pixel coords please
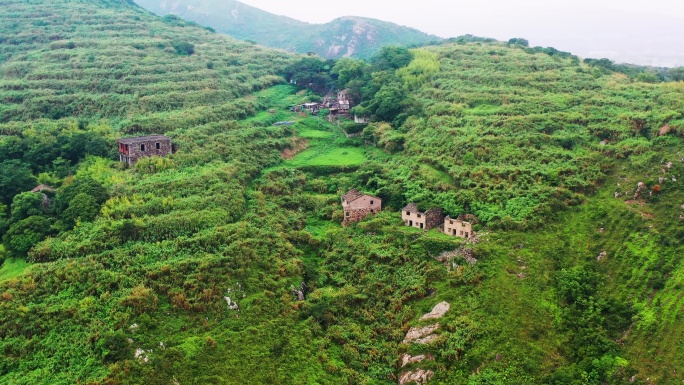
left=297, top=128, right=334, bottom=139
left=467, top=103, right=501, bottom=116
left=253, top=84, right=303, bottom=108
left=288, top=147, right=366, bottom=167
left=0, top=257, right=30, bottom=282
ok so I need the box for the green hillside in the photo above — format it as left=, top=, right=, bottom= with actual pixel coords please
left=1, top=0, right=684, bottom=384
left=133, top=0, right=442, bottom=58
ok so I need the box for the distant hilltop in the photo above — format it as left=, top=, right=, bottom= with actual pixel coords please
left=133, top=0, right=442, bottom=58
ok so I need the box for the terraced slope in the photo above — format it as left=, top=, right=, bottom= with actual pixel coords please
left=0, top=0, right=294, bottom=129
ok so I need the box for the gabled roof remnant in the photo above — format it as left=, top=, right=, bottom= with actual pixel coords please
left=403, top=203, right=418, bottom=212
left=342, top=189, right=365, bottom=203
left=118, top=135, right=171, bottom=145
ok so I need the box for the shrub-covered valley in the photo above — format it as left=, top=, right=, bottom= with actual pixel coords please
left=1, top=0, right=684, bottom=384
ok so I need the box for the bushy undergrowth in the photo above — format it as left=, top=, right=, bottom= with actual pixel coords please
left=1, top=1, right=684, bottom=384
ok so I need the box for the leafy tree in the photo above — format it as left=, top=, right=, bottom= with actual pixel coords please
left=332, top=58, right=369, bottom=88
left=670, top=67, right=684, bottom=81
left=61, top=193, right=99, bottom=228
left=55, top=177, right=109, bottom=215
left=282, top=57, right=335, bottom=94
left=59, top=131, right=111, bottom=164
left=172, top=41, right=195, bottom=55
left=508, top=37, right=529, bottom=47
left=0, top=160, right=37, bottom=205
left=371, top=46, right=413, bottom=71
left=369, top=82, right=407, bottom=122
left=10, top=192, right=46, bottom=223
left=0, top=203, right=8, bottom=236
left=95, top=331, right=131, bottom=363
left=3, top=215, right=52, bottom=256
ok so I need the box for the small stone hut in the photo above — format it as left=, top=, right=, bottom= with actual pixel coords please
left=118, top=135, right=172, bottom=166
left=401, top=203, right=444, bottom=230
left=444, top=215, right=473, bottom=239
left=341, top=189, right=382, bottom=225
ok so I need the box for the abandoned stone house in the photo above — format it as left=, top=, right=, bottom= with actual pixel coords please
left=337, top=90, right=352, bottom=112
left=341, top=189, right=382, bottom=225
left=402, top=203, right=444, bottom=230
left=444, top=215, right=473, bottom=239
left=117, top=135, right=172, bottom=166
left=354, top=115, right=369, bottom=124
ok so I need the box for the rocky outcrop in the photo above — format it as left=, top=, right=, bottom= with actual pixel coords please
left=398, top=369, right=434, bottom=385
left=397, top=301, right=452, bottom=384
left=403, top=324, right=440, bottom=344
left=400, top=353, right=434, bottom=367
left=420, top=302, right=450, bottom=320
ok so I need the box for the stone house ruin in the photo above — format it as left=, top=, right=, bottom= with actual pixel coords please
left=337, top=90, right=352, bottom=112
left=402, top=203, right=444, bottom=230
left=118, top=135, right=172, bottom=166
left=354, top=115, right=369, bottom=124
left=328, top=89, right=355, bottom=122
left=341, top=189, right=382, bottom=225
left=444, top=215, right=473, bottom=239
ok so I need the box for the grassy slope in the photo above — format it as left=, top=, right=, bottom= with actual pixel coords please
left=1, top=1, right=684, bottom=383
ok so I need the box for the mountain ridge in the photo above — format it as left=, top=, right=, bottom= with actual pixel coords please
left=133, top=0, right=442, bottom=58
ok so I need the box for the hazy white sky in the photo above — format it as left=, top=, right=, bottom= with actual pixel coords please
left=239, top=0, right=684, bottom=66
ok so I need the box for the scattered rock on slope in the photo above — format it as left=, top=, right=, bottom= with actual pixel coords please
left=398, top=369, right=435, bottom=385
left=420, top=301, right=450, bottom=320
left=400, top=353, right=434, bottom=367
left=403, top=324, right=440, bottom=344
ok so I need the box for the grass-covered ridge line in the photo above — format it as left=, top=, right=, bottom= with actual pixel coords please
left=132, top=0, right=441, bottom=59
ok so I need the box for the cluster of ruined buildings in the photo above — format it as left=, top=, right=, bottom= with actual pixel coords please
left=289, top=90, right=369, bottom=124
left=341, top=189, right=474, bottom=239
left=114, top=138, right=474, bottom=238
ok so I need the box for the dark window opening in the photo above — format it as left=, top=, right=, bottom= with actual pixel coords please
left=141, top=144, right=146, bottom=151
left=155, top=142, right=160, bottom=149
left=370, top=200, right=374, bottom=205
left=346, top=212, right=350, bottom=217
left=420, top=223, right=424, bottom=229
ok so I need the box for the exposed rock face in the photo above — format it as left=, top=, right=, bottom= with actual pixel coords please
left=398, top=369, right=435, bottom=385
left=403, top=324, right=439, bottom=344
left=400, top=353, right=434, bottom=368
left=420, top=302, right=450, bottom=320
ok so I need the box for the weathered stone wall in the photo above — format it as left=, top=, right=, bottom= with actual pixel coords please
left=424, top=209, right=444, bottom=230
left=343, top=207, right=378, bottom=226
left=346, top=195, right=381, bottom=211
left=126, top=139, right=172, bottom=162
left=119, top=136, right=172, bottom=166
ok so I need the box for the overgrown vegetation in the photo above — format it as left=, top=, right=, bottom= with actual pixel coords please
left=1, top=1, right=684, bottom=384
